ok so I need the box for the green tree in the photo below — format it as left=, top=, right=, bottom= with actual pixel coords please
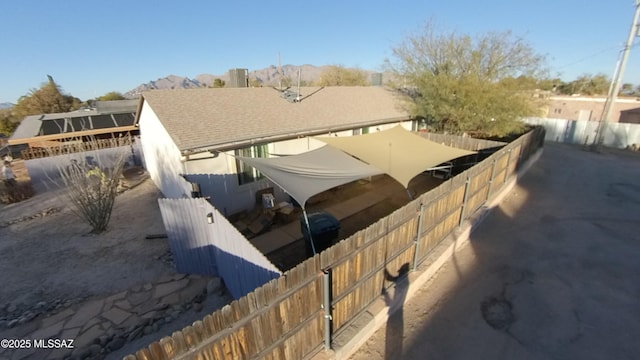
left=317, top=66, right=369, bottom=86
left=249, top=78, right=262, bottom=87
left=387, top=23, right=547, bottom=137
left=557, top=74, right=610, bottom=95
left=0, top=109, right=19, bottom=135
left=213, top=78, right=226, bottom=88
left=13, top=76, right=82, bottom=120
left=620, top=83, right=635, bottom=96
left=96, top=91, right=126, bottom=101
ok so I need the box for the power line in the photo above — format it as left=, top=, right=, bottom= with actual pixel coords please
left=594, top=0, right=640, bottom=148
left=555, top=45, right=622, bottom=71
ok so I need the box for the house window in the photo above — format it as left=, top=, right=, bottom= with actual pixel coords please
left=235, top=144, right=268, bottom=185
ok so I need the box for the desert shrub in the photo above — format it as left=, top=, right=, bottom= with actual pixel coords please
left=51, top=137, right=128, bottom=233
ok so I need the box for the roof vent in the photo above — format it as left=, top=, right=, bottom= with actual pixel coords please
left=228, top=68, right=249, bottom=88
left=279, top=67, right=302, bottom=103
left=281, top=89, right=301, bottom=103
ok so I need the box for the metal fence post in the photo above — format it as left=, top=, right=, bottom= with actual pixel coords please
left=322, top=269, right=332, bottom=350
left=412, top=203, right=425, bottom=271
left=459, top=177, right=471, bottom=226
left=487, top=159, right=497, bottom=201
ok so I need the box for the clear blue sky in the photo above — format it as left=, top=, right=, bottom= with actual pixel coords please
left=1, top=0, right=638, bottom=103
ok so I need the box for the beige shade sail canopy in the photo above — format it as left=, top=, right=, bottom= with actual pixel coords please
left=237, top=146, right=383, bottom=209
left=315, top=126, right=476, bottom=188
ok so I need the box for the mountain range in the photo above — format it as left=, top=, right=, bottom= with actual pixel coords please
left=124, top=64, right=379, bottom=98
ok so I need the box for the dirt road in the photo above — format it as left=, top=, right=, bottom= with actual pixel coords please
left=350, top=143, right=640, bottom=360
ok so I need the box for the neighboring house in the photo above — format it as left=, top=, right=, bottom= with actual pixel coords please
left=0, top=134, right=9, bottom=158
left=619, top=107, right=640, bottom=124
left=7, top=100, right=143, bottom=191
left=136, top=86, right=416, bottom=216
left=8, top=99, right=139, bottom=148
left=544, top=95, right=640, bottom=123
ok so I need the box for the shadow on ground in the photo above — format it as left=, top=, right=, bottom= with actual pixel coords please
left=351, top=143, right=640, bottom=360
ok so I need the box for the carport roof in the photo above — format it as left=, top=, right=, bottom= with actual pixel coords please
left=9, top=100, right=138, bottom=145
left=139, top=86, right=411, bottom=154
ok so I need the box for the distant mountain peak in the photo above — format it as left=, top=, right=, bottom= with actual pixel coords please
left=124, top=65, right=380, bottom=98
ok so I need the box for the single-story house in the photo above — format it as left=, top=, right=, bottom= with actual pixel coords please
left=544, top=95, right=640, bottom=123
left=136, top=86, right=487, bottom=295
left=136, top=86, right=421, bottom=216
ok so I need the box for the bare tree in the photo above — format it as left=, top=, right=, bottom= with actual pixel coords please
left=51, top=137, right=129, bottom=233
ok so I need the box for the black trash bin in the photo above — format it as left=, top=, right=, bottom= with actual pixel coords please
left=300, top=212, right=340, bottom=257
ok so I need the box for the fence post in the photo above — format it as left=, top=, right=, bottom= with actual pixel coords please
left=459, top=177, right=471, bottom=226
left=412, top=203, right=425, bottom=271
left=322, top=269, right=332, bottom=350
left=487, top=159, right=497, bottom=201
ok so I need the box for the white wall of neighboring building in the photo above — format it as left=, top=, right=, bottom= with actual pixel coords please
left=138, top=101, right=189, bottom=198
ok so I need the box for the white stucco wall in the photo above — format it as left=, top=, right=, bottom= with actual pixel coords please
left=184, top=148, right=287, bottom=216
left=270, top=137, right=325, bottom=155
left=138, top=101, right=189, bottom=198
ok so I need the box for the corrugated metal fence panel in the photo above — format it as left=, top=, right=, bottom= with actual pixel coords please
left=159, top=198, right=219, bottom=276
left=207, top=205, right=282, bottom=298
left=524, top=117, right=640, bottom=148
left=158, top=198, right=281, bottom=299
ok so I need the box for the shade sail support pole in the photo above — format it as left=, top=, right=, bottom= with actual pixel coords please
left=302, top=208, right=316, bottom=256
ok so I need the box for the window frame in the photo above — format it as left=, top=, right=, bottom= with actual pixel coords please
left=235, top=144, right=268, bottom=185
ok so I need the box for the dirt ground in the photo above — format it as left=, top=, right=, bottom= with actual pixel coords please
left=0, top=160, right=173, bottom=308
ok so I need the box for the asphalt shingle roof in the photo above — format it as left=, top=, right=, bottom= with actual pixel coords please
left=140, top=86, right=410, bottom=153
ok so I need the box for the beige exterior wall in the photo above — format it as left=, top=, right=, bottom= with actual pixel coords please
left=545, top=96, right=640, bottom=123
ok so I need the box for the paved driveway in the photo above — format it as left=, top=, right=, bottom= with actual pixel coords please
left=350, top=142, right=640, bottom=360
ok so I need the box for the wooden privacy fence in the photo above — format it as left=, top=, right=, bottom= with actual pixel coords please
left=126, top=127, right=545, bottom=360
left=418, top=131, right=506, bottom=151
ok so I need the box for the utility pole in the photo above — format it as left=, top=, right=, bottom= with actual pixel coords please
left=595, top=0, right=640, bottom=148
